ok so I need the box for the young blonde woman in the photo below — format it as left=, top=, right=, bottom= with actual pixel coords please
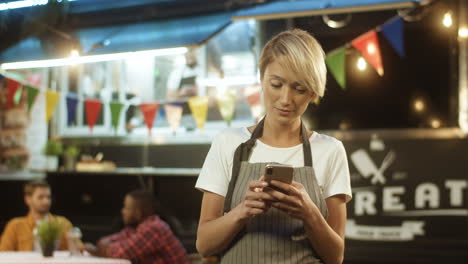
left=195, top=29, right=352, bottom=264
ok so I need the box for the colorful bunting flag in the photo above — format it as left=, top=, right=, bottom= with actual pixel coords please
left=13, top=86, right=23, bottom=105
left=45, top=90, right=60, bottom=122
left=352, top=30, right=384, bottom=76
left=85, top=99, right=102, bottom=132
left=7, top=78, right=21, bottom=108
left=164, top=102, right=184, bottom=134
left=26, top=86, right=39, bottom=112
left=217, top=90, right=236, bottom=126
left=188, top=96, right=209, bottom=131
left=381, top=17, right=405, bottom=57
left=244, top=84, right=263, bottom=121
left=140, top=103, right=159, bottom=135
left=110, top=102, right=124, bottom=133
left=66, top=93, right=79, bottom=126
left=325, top=47, right=347, bottom=89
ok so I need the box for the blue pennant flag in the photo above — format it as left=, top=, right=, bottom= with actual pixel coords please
left=381, top=17, right=405, bottom=57
left=66, top=93, right=79, bottom=126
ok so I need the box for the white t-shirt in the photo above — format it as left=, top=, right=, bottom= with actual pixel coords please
left=195, top=127, right=352, bottom=202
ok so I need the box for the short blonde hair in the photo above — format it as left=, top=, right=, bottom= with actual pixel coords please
left=259, top=29, right=327, bottom=97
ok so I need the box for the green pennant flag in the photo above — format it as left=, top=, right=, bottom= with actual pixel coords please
left=110, top=102, right=124, bottom=133
left=325, top=47, right=346, bottom=90
left=27, top=86, right=39, bottom=112
left=13, top=86, right=23, bottom=105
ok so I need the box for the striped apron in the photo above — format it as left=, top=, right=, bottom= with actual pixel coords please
left=222, top=118, right=328, bottom=264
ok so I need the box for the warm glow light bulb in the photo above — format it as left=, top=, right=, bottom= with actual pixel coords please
left=459, top=27, right=468, bottom=38
left=367, top=43, right=376, bottom=54
left=357, top=57, right=367, bottom=71
left=430, top=118, right=441, bottom=128
left=443, top=12, right=453, bottom=28
left=413, top=99, right=425, bottom=113
left=70, top=49, right=80, bottom=58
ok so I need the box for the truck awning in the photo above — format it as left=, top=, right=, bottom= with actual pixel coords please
left=0, top=12, right=232, bottom=62
left=233, top=0, right=423, bottom=21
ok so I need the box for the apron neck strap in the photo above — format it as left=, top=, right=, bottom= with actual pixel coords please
left=242, top=117, right=313, bottom=166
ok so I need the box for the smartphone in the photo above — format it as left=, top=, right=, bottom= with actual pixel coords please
left=264, top=163, right=294, bottom=186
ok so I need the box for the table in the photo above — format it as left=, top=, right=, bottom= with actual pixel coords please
left=0, top=251, right=131, bottom=264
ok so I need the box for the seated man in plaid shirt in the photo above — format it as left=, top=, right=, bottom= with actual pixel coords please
left=86, top=190, right=189, bottom=264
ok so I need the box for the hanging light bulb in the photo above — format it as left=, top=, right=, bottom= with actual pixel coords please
left=413, top=99, right=425, bottom=113
left=430, top=118, right=441, bottom=128
left=70, top=49, right=80, bottom=58
left=443, top=12, right=453, bottom=28
left=357, top=57, right=367, bottom=71
left=459, top=27, right=468, bottom=38
left=367, top=43, right=376, bottom=54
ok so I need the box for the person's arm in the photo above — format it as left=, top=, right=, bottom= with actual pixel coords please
left=0, top=220, right=17, bottom=251
left=196, top=179, right=273, bottom=257
left=267, top=180, right=347, bottom=264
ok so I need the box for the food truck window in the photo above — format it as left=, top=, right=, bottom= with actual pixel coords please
left=53, top=20, right=258, bottom=138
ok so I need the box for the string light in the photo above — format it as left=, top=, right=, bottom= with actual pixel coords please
left=367, top=43, right=376, bottom=54
left=430, top=118, right=441, bottom=128
left=459, top=27, right=468, bottom=38
left=443, top=12, right=453, bottom=28
left=70, top=50, right=80, bottom=58
left=413, top=99, right=425, bottom=113
left=357, top=57, right=367, bottom=71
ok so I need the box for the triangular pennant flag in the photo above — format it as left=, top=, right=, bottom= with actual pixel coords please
left=66, top=93, right=79, bottom=126
left=325, top=47, right=347, bottom=89
left=352, top=30, right=384, bottom=76
left=110, top=102, right=124, bottom=133
left=381, top=17, right=405, bottom=57
left=13, top=86, right=23, bottom=105
left=7, top=78, right=21, bottom=108
left=188, top=96, right=209, bottom=131
left=85, top=99, right=102, bottom=132
left=140, top=103, right=159, bottom=135
left=217, top=90, right=236, bottom=126
left=164, top=102, right=184, bottom=134
left=26, top=86, right=39, bottom=112
left=45, top=90, right=60, bottom=122
left=244, top=84, right=263, bottom=121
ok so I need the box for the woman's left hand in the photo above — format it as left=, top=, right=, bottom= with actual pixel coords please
left=264, top=180, right=319, bottom=220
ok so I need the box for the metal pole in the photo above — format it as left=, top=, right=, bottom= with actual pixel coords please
left=458, top=0, right=468, bottom=133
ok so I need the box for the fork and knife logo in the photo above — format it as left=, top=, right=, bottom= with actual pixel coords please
left=350, top=149, right=396, bottom=185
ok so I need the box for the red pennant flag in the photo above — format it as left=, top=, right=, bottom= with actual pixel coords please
left=7, top=79, right=21, bottom=108
left=352, top=30, right=384, bottom=76
left=85, top=99, right=102, bottom=132
left=140, top=103, right=159, bottom=135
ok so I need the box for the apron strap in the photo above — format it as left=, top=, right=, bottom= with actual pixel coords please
left=224, top=119, right=265, bottom=212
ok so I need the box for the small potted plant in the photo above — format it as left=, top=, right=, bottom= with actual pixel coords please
left=43, top=138, right=63, bottom=171
left=36, top=220, right=63, bottom=257
left=63, top=145, right=80, bottom=171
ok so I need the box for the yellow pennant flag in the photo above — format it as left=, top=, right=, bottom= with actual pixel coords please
left=45, top=90, right=60, bottom=122
left=188, top=96, right=209, bottom=131
left=216, top=90, right=236, bottom=126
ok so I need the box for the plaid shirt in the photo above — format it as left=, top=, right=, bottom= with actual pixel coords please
left=101, top=215, right=189, bottom=264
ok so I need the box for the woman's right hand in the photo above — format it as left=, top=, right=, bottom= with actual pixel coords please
left=235, top=178, right=273, bottom=221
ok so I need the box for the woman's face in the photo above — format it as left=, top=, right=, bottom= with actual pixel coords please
left=261, top=60, right=315, bottom=125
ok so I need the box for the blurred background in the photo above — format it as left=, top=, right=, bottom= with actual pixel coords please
left=0, top=0, right=467, bottom=263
